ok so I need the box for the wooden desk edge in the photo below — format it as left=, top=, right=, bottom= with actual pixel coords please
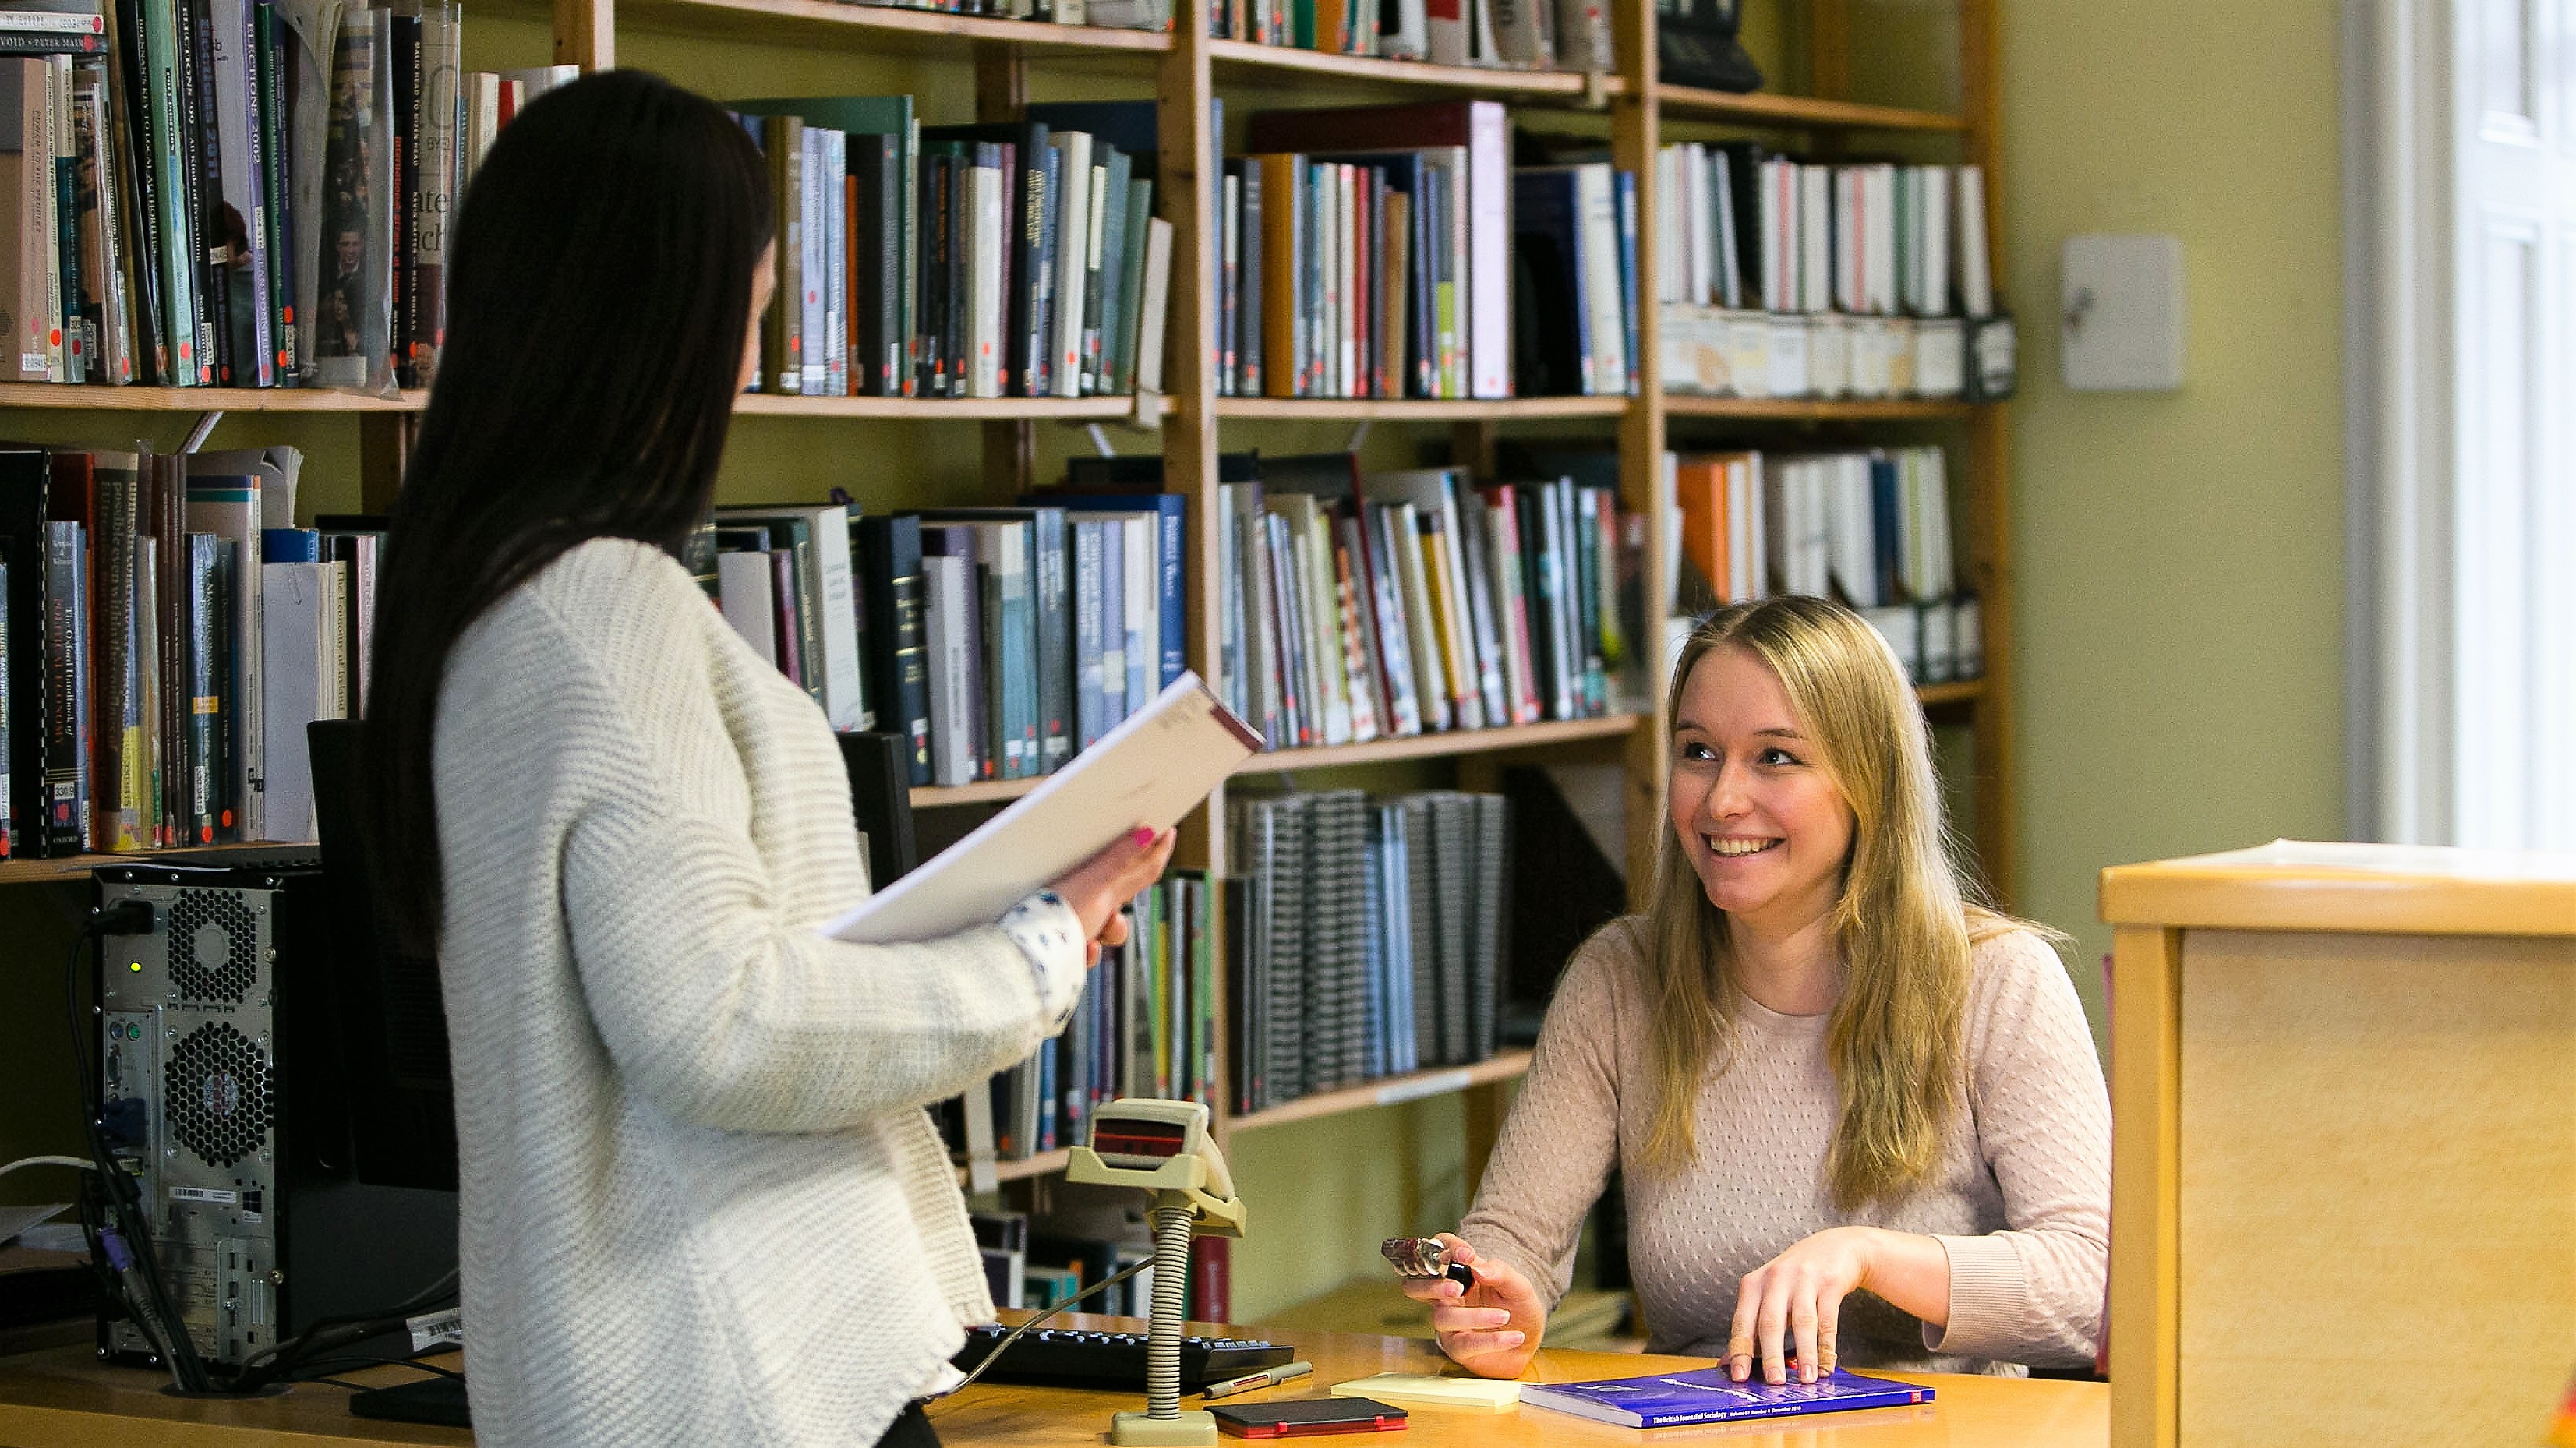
left=0, top=1326, right=2108, bottom=1447
left=2098, top=862, right=2576, bottom=938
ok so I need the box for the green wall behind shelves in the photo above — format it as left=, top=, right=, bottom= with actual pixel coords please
left=2, top=0, right=2354, bottom=1329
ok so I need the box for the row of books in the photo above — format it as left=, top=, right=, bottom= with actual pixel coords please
left=841, top=0, right=1166, bottom=30
left=1228, top=787, right=1510, bottom=1114
left=1670, top=444, right=1951, bottom=612
left=1665, top=444, right=1981, bottom=684
left=1659, top=305, right=2003, bottom=401
left=0, top=443, right=383, bottom=858
left=734, top=97, right=1175, bottom=401
left=1211, top=0, right=1610, bottom=71
left=1657, top=149, right=1997, bottom=321
left=1, top=0, right=574, bottom=390
left=1217, top=454, right=1634, bottom=749
left=696, top=492, right=1187, bottom=786
left=1217, top=100, right=1511, bottom=400
left=938, top=871, right=1218, bottom=1164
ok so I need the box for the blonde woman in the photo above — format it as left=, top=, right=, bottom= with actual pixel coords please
left=1403, top=596, right=2108, bottom=1385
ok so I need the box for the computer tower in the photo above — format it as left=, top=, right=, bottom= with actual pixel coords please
left=91, top=854, right=458, bottom=1370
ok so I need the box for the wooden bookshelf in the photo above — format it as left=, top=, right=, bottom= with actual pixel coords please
left=0, top=0, right=2016, bottom=1229
left=0, top=383, right=428, bottom=412
left=0, top=846, right=252, bottom=886
left=1224, top=1050, right=1534, bottom=1134
left=1663, top=394, right=1980, bottom=422
left=1654, top=83, right=1966, bottom=134
left=1236, top=715, right=1638, bottom=775
left=617, top=0, right=1173, bottom=55
left=910, top=716, right=1643, bottom=810
left=952, top=1147, right=1075, bottom=1188
left=1209, top=39, right=1626, bottom=101
left=734, top=393, right=1161, bottom=421
left=1214, top=395, right=1630, bottom=421
left=1917, top=678, right=1986, bottom=709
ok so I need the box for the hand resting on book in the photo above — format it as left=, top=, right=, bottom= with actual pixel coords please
left=1053, top=825, right=1178, bottom=964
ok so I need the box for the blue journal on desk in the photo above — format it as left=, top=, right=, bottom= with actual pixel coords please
left=1518, top=1366, right=1932, bottom=1428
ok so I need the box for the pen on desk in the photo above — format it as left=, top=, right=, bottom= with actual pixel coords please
left=1200, top=1361, right=1314, bottom=1400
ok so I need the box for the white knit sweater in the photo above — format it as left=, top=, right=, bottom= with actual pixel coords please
left=433, top=538, right=1086, bottom=1448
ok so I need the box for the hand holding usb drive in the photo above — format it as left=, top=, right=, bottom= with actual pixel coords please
left=1380, top=1237, right=1475, bottom=1293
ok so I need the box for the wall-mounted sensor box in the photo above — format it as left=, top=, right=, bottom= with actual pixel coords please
left=2061, top=234, right=2186, bottom=391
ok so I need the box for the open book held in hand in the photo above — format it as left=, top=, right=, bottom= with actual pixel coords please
left=822, top=673, right=1260, bottom=945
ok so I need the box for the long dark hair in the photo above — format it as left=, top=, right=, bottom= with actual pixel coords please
left=362, top=69, right=772, bottom=951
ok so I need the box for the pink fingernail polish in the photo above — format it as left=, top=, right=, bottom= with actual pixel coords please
left=1133, top=826, right=1155, bottom=846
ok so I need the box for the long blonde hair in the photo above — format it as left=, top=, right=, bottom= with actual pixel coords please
left=1636, top=596, right=2024, bottom=1210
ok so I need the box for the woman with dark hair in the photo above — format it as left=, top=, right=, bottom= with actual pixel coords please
left=362, top=71, right=1172, bottom=1448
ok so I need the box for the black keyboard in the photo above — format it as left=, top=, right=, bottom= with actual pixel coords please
left=952, top=1324, right=1294, bottom=1391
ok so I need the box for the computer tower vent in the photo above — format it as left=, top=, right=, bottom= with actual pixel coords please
left=168, top=890, right=262, bottom=1003
left=164, top=1022, right=274, bottom=1167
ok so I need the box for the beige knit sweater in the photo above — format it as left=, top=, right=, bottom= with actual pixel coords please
left=433, top=539, right=1087, bottom=1448
left=1459, top=921, right=2109, bottom=1372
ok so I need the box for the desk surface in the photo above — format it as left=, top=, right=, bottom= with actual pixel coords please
left=0, top=1315, right=2107, bottom=1447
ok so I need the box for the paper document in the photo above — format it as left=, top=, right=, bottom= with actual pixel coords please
left=823, top=672, right=1260, bottom=945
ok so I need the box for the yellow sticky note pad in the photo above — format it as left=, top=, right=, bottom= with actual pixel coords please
left=1330, top=1373, right=1522, bottom=1412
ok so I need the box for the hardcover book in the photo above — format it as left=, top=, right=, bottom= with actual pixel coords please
left=1520, top=1367, right=1933, bottom=1429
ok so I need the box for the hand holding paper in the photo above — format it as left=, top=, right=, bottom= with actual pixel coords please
left=1057, top=827, right=1179, bottom=963
left=822, top=673, right=1259, bottom=946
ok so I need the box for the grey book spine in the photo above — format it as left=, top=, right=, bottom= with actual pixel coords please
left=1400, top=795, right=1439, bottom=1066
left=1468, top=793, right=1507, bottom=1061
left=1431, top=793, right=1473, bottom=1065
left=1029, top=507, right=1070, bottom=772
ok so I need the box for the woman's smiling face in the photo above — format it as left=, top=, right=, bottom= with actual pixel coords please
left=1668, top=643, right=1855, bottom=935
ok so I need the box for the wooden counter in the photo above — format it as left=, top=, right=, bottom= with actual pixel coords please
left=0, top=1312, right=2108, bottom=1446
left=2101, top=840, right=2576, bottom=1448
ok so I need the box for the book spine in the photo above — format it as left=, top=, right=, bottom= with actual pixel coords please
left=1111, top=174, right=1150, bottom=394
left=49, top=57, right=80, bottom=383
left=182, top=0, right=230, bottom=383
left=43, top=523, right=81, bottom=852
left=1080, top=147, right=1111, bottom=394
left=1030, top=507, right=1069, bottom=772
left=1071, top=517, right=1104, bottom=750
left=412, top=5, right=456, bottom=387
left=1238, top=159, right=1262, bottom=395
left=250, top=2, right=290, bottom=382
left=1118, top=517, right=1148, bottom=726
left=1026, top=140, right=1058, bottom=397
left=209, top=0, right=272, bottom=384
left=875, top=517, right=931, bottom=783
left=98, top=477, right=137, bottom=847
left=1095, top=514, right=1125, bottom=730
left=801, top=129, right=825, bottom=394
left=139, top=0, right=196, bottom=380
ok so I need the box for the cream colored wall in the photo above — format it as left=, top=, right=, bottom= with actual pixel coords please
left=1999, top=0, right=2348, bottom=1039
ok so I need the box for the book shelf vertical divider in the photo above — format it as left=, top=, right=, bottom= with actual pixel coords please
left=1805, top=0, right=1851, bottom=102
left=1960, top=0, right=2012, bottom=899
left=554, top=0, right=613, bottom=70
left=1160, top=0, right=1235, bottom=1138
left=1616, top=0, right=1667, bottom=906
